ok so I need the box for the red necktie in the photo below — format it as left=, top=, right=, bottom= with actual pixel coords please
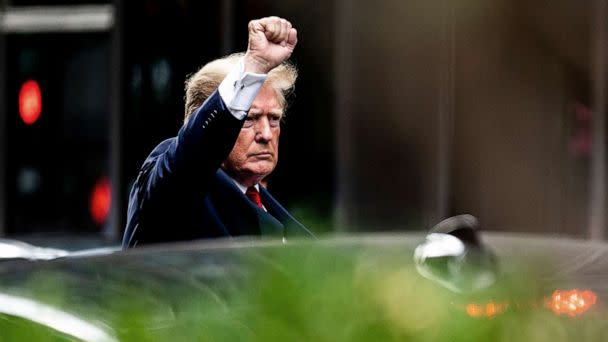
left=246, top=186, right=264, bottom=209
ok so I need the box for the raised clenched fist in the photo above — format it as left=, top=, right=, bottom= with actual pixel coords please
left=244, top=16, right=298, bottom=74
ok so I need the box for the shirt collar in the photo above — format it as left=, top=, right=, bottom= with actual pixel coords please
left=227, top=174, right=259, bottom=194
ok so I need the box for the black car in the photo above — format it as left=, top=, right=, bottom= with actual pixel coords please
left=0, top=219, right=606, bottom=341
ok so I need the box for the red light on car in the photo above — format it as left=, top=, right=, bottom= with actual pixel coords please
left=465, top=302, right=508, bottom=318
left=466, top=304, right=483, bottom=317
left=19, top=80, right=42, bottom=125
left=546, top=289, right=597, bottom=317
left=90, top=177, right=111, bottom=226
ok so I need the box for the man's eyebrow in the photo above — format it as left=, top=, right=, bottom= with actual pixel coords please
left=247, top=110, right=284, bottom=117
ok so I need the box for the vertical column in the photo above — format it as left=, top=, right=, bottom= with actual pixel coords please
left=0, top=15, right=6, bottom=237
left=109, top=0, right=123, bottom=241
left=220, top=0, right=234, bottom=55
left=437, top=0, right=455, bottom=221
left=334, top=0, right=354, bottom=231
left=589, top=0, right=607, bottom=240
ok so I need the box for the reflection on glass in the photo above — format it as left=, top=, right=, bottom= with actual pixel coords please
left=0, top=292, right=116, bottom=342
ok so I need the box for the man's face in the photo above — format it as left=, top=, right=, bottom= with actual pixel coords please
left=222, top=85, right=283, bottom=186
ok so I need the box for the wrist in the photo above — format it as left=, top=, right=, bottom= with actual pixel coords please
left=243, top=53, right=272, bottom=74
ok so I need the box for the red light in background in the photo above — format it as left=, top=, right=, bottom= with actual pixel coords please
left=90, top=177, right=111, bottom=226
left=546, top=289, right=597, bottom=317
left=19, top=80, right=42, bottom=125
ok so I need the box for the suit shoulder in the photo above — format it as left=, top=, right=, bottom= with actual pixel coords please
left=146, top=138, right=176, bottom=161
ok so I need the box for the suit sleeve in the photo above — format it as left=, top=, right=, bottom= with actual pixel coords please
left=146, top=91, right=243, bottom=191
left=124, top=91, right=244, bottom=246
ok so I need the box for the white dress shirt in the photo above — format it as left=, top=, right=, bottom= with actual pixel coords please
left=218, top=58, right=268, bottom=120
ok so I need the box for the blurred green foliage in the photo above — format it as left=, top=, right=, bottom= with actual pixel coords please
left=0, top=243, right=606, bottom=341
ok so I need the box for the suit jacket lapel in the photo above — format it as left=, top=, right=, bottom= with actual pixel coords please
left=260, top=187, right=314, bottom=238
left=211, top=170, right=284, bottom=237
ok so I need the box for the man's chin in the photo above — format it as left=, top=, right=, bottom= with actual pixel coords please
left=243, top=162, right=275, bottom=178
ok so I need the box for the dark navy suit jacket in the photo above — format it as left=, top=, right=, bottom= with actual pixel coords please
left=122, top=90, right=313, bottom=248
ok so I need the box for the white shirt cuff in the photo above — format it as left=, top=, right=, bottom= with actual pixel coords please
left=218, top=58, right=268, bottom=120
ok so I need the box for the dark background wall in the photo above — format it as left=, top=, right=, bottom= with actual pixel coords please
left=1, top=0, right=606, bottom=244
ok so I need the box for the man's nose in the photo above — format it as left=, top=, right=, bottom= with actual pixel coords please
left=255, top=117, right=273, bottom=142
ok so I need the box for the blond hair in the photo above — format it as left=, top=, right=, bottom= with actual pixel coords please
left=183, top=53, right=297, bottom=122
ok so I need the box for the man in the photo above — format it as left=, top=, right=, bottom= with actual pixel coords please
left=122, top=16, right=314, bottom=248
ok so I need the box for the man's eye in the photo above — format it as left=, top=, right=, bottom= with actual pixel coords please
left=243, top=117, right=254, bottom=128
left=269, top=116, right=281, bottom=126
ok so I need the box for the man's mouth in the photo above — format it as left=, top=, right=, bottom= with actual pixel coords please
left=250, top=152, right=273, bottom=159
